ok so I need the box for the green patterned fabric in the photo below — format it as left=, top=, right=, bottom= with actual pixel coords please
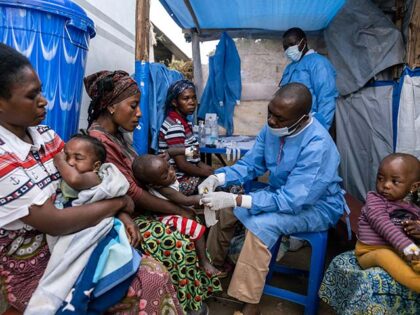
left=135, top=215, right=222, bottom=313
left=319, top=251, right=420, bottom=315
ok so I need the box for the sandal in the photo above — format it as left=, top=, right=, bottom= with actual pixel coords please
left=214, top=260, right=235, bottom=279
left=216, top=269, right=229, bottom=279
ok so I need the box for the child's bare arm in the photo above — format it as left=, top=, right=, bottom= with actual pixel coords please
left=157, top=187, right=201, bottom=207
left=54, top=152, right=101, bottom=190
left=166, top=147, right=199, bottom=158
left=166, top=147, right=187, bottom=157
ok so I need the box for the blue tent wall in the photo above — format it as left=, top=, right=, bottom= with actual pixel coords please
left=148, top=64, right=183, bottom=152
left=133, top=60, right=150, bottom=155
left=133, top=62, right=183, bottom=154
left=198, top=33, right=241, bottom=135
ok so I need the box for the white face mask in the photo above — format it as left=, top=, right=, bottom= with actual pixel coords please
left=268, top=114, right=308, bottom=137
left=267, top=125, right=290, bottom=137
left=284, top=38, right=305, bottom=62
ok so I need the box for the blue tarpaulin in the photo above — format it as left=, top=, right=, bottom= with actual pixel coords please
left=133, top=61, right=150, bottom=155
left=198, top=32, right=241, bottom=135
left=160, top=0, right=346, bottom=33
left=133, top=62, right=183, bottom=154
left=148, top=63, right=183, bottom=152
left=0, top=0, right=95, bottom=141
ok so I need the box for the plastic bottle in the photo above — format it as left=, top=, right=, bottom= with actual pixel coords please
left=193, top=125, right=200, bottom=144
left=199, top=121, right=206, bottom=146
left=210, top=117, right=219, bottom=147
left=205, top=122, right=212, bottom=147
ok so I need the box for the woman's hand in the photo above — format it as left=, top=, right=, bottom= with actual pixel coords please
left=121, top=195, right=135, bottom=215
left=117, top=212, right=142, bottom=247
left=24, top=196, right=132, bottom=236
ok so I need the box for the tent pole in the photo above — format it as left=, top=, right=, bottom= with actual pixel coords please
left=407, top=0, right=420, bottom=68
left=135, top=0, right=150, bottom=61
left=184, top=0, right=201, bottom=33
left=192, top=32, right=203, bottom=98
left=134, top=0, right=150, bottom=154
left=192, top=31, right=204, bottom=122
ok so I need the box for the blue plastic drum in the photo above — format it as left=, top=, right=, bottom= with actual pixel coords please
left=0, top=0, right=95, bottom=141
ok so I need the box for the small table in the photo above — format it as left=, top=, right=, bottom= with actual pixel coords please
left=200, top=135, right=256, bottom=166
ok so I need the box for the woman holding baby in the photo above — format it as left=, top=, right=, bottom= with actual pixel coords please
left=0, top=44, right=182, bottom=314
left=86, top=71, right=220, bottom=315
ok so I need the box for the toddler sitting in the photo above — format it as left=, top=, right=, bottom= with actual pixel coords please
left=356, top=153, right=420, bottom=292
left=132, top=154, right=220, bottom=275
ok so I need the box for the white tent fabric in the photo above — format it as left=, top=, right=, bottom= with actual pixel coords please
left=336, top=84, right=394, bottom=201
left=396, top=74, right=420, bottom=159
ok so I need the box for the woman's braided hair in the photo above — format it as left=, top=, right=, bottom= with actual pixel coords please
left=84, top=70, right=140, bottom=128
left=87, top=76, right=114, bottom=127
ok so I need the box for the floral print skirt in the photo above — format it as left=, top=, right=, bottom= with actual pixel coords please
left=0, top=228, right=183, bottom=314
left=135, top=216, right=222, bottom=313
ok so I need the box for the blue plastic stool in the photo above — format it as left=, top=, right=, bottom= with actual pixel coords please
left=263, top=231, right=328, bottom=315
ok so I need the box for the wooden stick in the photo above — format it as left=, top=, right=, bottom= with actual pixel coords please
left=135, top=0, right=150, bottom=61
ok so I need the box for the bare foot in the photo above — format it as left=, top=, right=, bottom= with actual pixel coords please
left=200, top=257, right=221, bottom=276
left=241, top=303, right=261, bottom=315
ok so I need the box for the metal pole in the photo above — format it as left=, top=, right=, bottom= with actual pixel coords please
left=192, top=31, right=204, bottom=100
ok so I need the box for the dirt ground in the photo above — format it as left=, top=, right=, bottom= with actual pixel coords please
left=206, top=232, right=351, bottom=315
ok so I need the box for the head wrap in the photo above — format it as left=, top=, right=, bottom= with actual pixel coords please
left=165, top=79, right=195, bottom=108
left=84, top=70, right=139, bottom=111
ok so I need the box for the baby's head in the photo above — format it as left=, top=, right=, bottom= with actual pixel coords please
left=376, top=153, right=420, bottom=202
left=64, top=134, right=106, bottom=173
left=132, top=154, right=176, bottom=187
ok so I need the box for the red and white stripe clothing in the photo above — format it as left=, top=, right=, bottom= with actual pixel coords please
left=0, top=125, right=64, bottom=230
left=156, top=215, right=205, bottom=241
left=150, top=180, right=205, bottom=241
left=357, top=191, right=420, bottom=252
left=158, top=109, right=200, bottom=179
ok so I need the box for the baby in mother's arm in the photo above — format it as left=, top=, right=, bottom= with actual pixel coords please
left=53, top=134, right=140, bottom=246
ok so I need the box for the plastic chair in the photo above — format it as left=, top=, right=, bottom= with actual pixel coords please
left=263, top=231, right=328, bottom=315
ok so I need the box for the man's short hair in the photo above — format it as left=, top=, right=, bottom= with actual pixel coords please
left=273, top=82, right=312, bottom=115
left=283, top=27, right=306, bottom=40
